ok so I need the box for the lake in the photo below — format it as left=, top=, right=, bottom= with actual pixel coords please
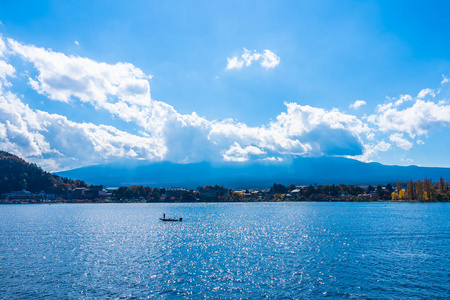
left=0, top=202, right=449, bottom=299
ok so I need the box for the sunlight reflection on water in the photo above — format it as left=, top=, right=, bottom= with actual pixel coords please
left=0, top=202, right=449, bottom=299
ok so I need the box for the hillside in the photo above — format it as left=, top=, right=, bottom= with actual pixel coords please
left=0, top=151, right=87, bottom=194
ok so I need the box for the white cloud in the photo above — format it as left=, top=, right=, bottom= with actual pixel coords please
left=400, top=156, right=413, bottom=164
left=0, top=60, right=15, bottom=78
left=74, top=41, right=79, bottom=46
left=260, top=50, right=280, bottom=69
left=0, top=91, right=164, bottom=171
left=417, top=88, right=435, bottom=99
left=0, top=59, right=15, bottom=90
left=3, top=35, right=450, bottom=170
left=349, top=100, right=366, bottom=110
left=369, top=99, right=450, bottom=138
left=441, top=74, right=449, bottom=85
left=9, top=38, right=152, bottom=106
left=0, top=36, right=15, bottom=90
left=0, top=35, right=6, bottom=57
left=222, top=142, right=266, bottom=162
left=226, top=48, right=280, bottom=70
left=210, top=102, right=369, bottom=158
left=226, top=56, right=244, bottom=70
left=416, top=139, right=425, bottom=145
left=241, top=48, right=262, bottom=67
left=3, top=38, right=370, bottom=167
left=389, top=133, right=413, bottom=150
left=350, top=140, right=391, bottom=163
left=261, top=156, right=284, bottom=162
left=393, top=94, right=412, bottom=107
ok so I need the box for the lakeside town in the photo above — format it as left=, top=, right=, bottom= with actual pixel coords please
left=1, top=150, right=450, bottom=204
left=2, top=177, right=450, bottom=204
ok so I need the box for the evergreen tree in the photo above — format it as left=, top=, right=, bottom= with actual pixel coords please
left=386, top=183, right=393, bottom=193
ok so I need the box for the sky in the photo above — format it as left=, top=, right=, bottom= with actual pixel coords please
left=0, top=0, right=450, bottom=172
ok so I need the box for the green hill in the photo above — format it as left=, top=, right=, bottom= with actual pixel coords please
left=0, top=151, right=87, bottom=194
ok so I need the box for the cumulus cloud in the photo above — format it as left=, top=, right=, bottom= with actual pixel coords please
left=0, top=36, right=15, bottom=90
left=349, top=100, right=366, bottom=110
left=222, top=142, right=266, bottom=162
left=0, top=36, right=6, bottom=56
left=0, top=91, right=164, bottom=171
left=260, top=50, right=280, bottom=69
left=393, top=94, right=412, bottom=107
left=2, top=35, right=450, bottom=171
left=74, top=41, right=79, bottom=46
left=226, top=56, right=244, bottom=70
left=350, top=140, right=391, bottom=163
left=9, top=38, right=152, bottom=106
left=441, top=74, right=449, bottom=84
left=226, top=48, right=280, bottom=70
left=1, top=38, right=368, bottom=168
left=0, top=60, right=15, bottom=90
left=369, top=99, right=450, bottom=138
left=0, top=60, right=14, bottom=78
left=417, top=88, right=436, bottom=99
left=389, top=133, right=413, bottom=150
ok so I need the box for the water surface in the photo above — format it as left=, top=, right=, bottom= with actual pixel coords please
left=0, top=202, right=449, bottom=299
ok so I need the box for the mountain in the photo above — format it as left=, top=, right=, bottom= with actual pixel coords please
left=56, top=157, right=450, bottom=188
left=0, top=151, right=88, bottom=194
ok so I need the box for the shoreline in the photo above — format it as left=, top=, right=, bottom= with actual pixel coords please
left=1, top=199, right=448, bottom=205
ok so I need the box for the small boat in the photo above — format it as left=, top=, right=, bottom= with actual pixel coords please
left=159, top=213, right=182, bottom=222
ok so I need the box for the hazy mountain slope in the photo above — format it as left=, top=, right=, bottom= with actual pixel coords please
left=56, top=157, right=450, bottom=188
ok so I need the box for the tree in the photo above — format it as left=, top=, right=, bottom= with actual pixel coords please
left=439, top=177, right=446, bottom=192
left=270, top=183, right=288, bottom=194
left=405, top=180, right=414, bottom=200
left=287, top=184, right=296, bottom=191
left=415, top=180, right=424, bottom=200
left=424, top=178, right=434, bottom=201
left=386, top=183, right=393, bottom=193
left=377, top=185, right=384, bottom=199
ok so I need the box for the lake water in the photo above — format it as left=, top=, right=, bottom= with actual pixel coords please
left=0, top=202, right=449, bottom=299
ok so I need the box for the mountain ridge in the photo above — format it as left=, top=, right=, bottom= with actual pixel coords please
left=56, top=157, right=450, bottom=188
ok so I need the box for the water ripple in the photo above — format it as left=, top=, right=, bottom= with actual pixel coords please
left=0, top=202, right=449, bottom=299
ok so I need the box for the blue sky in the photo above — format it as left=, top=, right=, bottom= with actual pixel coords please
left=0, top=0, right=450, bottom=171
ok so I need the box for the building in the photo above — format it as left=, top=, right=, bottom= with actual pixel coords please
left=84, top=185, right=104, bottom=200
left=72, top=188, right=86, bottom=199
left=2, top=190, right=32, bottom=199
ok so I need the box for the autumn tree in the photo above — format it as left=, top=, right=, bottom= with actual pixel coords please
left=405, top=180, right=414, bottom=200
left=439, top=177, right=446, bottom=192
left=424, top=178, right=435, bottom=201
left=396, top=181, right=401, bottom=193
left=415, top=180, right=424, bottom=201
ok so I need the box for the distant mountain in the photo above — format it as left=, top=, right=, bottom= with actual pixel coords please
left=56, top=157, right=450, bottom=188
left=0, top=151, right=88, bottom=194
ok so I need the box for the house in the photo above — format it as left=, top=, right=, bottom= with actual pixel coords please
left=198, top=187, right=230, bottom=200
left=2, top=190, right=32, bottom=199
left=72, top=188, right=86, bottom=199
left=358, top=194, right=372, bottom=201
left=84, top=185, right=104, bottom=200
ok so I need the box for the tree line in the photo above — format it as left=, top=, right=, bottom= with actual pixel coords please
left=392, top=177, right=449, bottom=201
